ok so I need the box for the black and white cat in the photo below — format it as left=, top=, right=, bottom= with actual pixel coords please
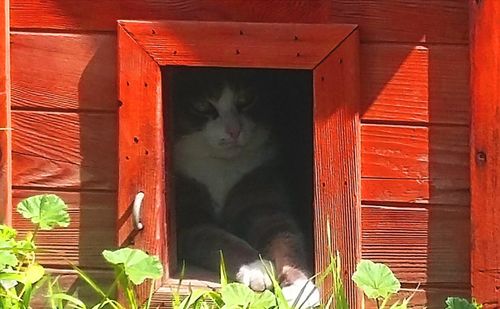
left=171, top=68, right=319, bottom=307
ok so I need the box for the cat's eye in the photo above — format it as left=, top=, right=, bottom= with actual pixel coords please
left=191, top=100, right=217, bottom=116
left=235, top=95, right=256, bottom=111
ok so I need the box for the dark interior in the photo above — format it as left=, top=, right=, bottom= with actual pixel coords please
left=162, top=66, right=314, bottom=279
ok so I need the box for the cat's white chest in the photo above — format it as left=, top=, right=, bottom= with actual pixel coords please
left=185, top=157, right=256, bottom=211
left=175, top=152, right=270, bottom=215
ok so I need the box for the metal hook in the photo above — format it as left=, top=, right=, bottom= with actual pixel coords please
left=133, top=192, right=145, bottom=231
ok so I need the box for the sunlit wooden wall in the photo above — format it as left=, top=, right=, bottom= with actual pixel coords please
left=7, top=1, right=470, bottom=307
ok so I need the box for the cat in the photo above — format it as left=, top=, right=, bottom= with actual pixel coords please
left=170, top=67, right=319, bottom=307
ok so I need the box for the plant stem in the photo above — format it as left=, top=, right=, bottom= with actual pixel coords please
left=376, top=297, right=381, bottom=309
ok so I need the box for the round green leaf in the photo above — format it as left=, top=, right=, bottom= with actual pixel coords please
left=102, top=248, right=163, bottom=285
left=17, top=194, right=70, bottom=230
left=352, top=259, right=400, bottom=299
left=445, top=297, right=479, bottom=309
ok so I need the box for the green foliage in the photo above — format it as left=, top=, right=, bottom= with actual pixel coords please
left=17, top=194, right=70, bottom=230
left=445, top=297, right=483, bottom=309
left=352, top=260, right=400, bottom=300
left=102, top=247, right=163, bottom=285
left=0, top=193, right=71, bottom=309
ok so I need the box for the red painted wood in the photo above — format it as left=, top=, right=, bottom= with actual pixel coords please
left=312, top=30, right=361, bottom=308
left=119, top=20, right=356, bottom=69
left=470, top=0, right=500, bottom=306
left=0, top=0, right=10, bottom=225
left=11, top=111, right=117, bottom=190
left=119, top=20, right=360, bottom=305
left=329, top=0, right=468, bottom=43
left=362, top=204, right=470, bottom=285
left=12, top=190, right=116, bottom=267
left=10, top=0, right=332, bottom=31
left=9, top=0, right=468, bottom=44
left=11, top=32, right=117, bottom=112
left=117, top=24, right=168, bottom=302
left=360, top=44, right=470, bottom=125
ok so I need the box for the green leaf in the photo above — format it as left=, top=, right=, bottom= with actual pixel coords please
left=250, top=290, right=276, bottom=309
left=220, top=283, right=255, bottom=307
left=0, top=237, right=18, bottom=269
left=24, top=263, right=45, bottom=284
left=0, top=225, right=17, bottom=241
left=352, top=259, right=400, bottom=299
left=16, top=194, right=70, bottom=230
left=50, top=293, right=88, bottom=309
left=102, top=248, right=163, bottom=285
left=445, top=297, right=480, bottom=309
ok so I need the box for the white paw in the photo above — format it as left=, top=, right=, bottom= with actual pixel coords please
left=236, top=260, right=274, bottom=292
left=282, top=278, right=320, bottom=308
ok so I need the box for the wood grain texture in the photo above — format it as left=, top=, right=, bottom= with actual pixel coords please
left=11, top=111, right=117, bottom=190
left=11, top=32, right=117, bottom=111
left=120, top=20, right=356, bottom=69
left=10, top=0, right=332, bottom=31
left=12, top=190, right=116, bottom=267
left=470, top=0, right=500, bottom=307
left=9, top=33, right=470, bottom=125
left=313, top=31, right=361, bottom=307
left=330, top=0, right=468, bottom=43
left=361, top=124, right=469, bottom=205
left=9, top=0, right=468, bottom=44
left=0, top=0, right=10, bottom=224
left=362, top=204, right=470, bottom=284
left=117, top=25, right=167, bottom=302
left=360, top=44, right=469, bottom=125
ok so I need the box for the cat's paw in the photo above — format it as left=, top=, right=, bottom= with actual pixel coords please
left=236, top=260, right=273, bottom=292
left=281, top=278, right=320, bottom=309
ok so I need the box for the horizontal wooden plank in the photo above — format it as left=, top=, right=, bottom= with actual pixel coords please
left=9, top=1, right=467, bottom=43
left=361, top=124, right=469, bottom=205
left=12, top=190, right=116, bottom=267
left=11, top=111, right=117, bottom=190
left=10, top=0, right=332, bottom=31
left=361, top=44, right=469, bottom=125
left=361, top=204, right=470, bottom=285
left=10, top=32, right=469, bottom=125
left=362, top=124, right=469, bottom=180
left=11, top=32, right=116, bottom=111
left=330, top=0, right=468, bottom=43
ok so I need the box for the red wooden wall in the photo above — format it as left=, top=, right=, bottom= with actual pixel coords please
left=0, top=0, right=9, bottom=225
left=7, top=1, right=470, bottom=307
left=470, top=0, right=500, bottom=307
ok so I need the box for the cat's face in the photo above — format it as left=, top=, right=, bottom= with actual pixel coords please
left=172, top=69, right=273, bottom=159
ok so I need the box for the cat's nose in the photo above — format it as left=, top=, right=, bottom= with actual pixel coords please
left=225, top=125, right=241, bottom=139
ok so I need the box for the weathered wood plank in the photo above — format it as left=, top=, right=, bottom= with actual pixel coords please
left=362, top=204, right=469, bottom=284
left=120, top=20, right=356, bottom=69
left=313, top=30, right=361, bottom=307
left=9, top=32, right=469, bottom=125
left=361, top=44, right=469, bottom=125
left=10, top=0, right=332, bottom=31
left=12, top=190, right=116, bottom=267
left=9, top=0, right=467, bottom=43
left=0, top=0, right=10, bottom=224
left=470, top=0, right=500, bottom=307
left=11, top=32, right=116, bottom=111
left=362, top=125, right=469, bottom=180
left=11, top=111, right=117, bottom=190
left=330, top=0, right=468, bottom=43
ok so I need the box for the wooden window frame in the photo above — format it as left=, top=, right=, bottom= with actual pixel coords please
left=117, top=20, right=361, bottom=307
